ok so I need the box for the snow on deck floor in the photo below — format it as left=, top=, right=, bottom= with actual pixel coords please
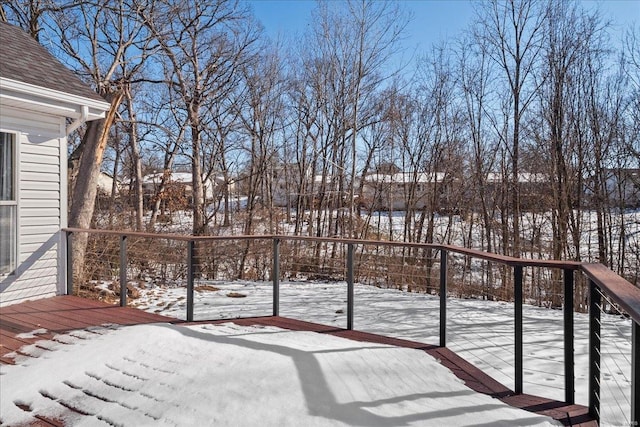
left=0, top=322, right=560, bottom=426
left=132, top=280, right=633, bottom=426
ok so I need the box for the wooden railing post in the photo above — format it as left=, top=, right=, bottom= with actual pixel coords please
left=273, top=238, right=280, bottom=317
left=347, top=243, right=354, bottom=331
left=564, top=269, right=575, bottom=405
left=589, top=280, right=601, bottom=422
left=440, top=249, right=447, bottom=347
left=65, top=230, right=73, bottom=295
left=514, top=265, right=523, bottom=395
left=186, top=240, right=195, bottom=322
left=119, top=235, right=127, bottom=307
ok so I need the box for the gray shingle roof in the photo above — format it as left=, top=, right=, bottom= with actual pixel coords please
left=0, top=22, right=106, bottom=104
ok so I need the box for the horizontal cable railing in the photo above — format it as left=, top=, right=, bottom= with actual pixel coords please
left=63, top=228, right=639, bottom=425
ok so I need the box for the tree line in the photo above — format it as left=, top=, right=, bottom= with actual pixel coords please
left=2, top=0, right=638, bottom=285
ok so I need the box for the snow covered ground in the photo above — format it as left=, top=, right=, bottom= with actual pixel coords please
left=368, top=209, right=640, bottom=277
left=133, top=280, right=633, bottom=426
left=2, top=322, right=561, bottom=426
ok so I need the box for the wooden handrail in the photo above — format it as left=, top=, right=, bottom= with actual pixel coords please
left=438, top=243, right=583, bottom=270
left=581, top=263, right=640, bottom=322
left=62, top=228, right=582, bottom=269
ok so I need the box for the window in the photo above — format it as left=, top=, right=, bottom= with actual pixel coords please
left=0, top=132, right=16, bottom=275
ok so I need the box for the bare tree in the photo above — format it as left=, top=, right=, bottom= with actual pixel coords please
left=122, top=84, right=145, bottom=230
left=301, top=0, right=407, bottom=238
left=0, top=0, right=73, bottom=40
left=475, top=0, right=547, bottom=257
left=138, top=0, right=259, bottom=237
left=413, top=44, right=465, bottom=247
left=585, top=57, right=625, bottom=266
left=284, top=55, right=324, bottom=236
left=237, top=43, right=285, bottom=234
left=623, top=25, right=640, bottom=164
left=142, top=84, right=189, bottom=230
left=532, top=2, right=603, bottom=267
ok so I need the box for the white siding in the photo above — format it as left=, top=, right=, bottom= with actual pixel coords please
left=0, top=107, right=65, bottom=306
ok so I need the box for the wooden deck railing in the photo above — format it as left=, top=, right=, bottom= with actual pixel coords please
left=63, top=228, right=640, bottom=424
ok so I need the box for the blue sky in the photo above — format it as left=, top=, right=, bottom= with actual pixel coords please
left=248, top=0, right=639, bottom=55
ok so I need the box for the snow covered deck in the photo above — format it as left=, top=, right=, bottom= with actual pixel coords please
left=0, top=296, right=595, bottom=426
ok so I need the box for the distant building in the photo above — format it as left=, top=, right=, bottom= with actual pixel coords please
left=142, top=172, right=234, bottom=205
left=610, top=169, right=640, bottom=208
left=360, top=171, right=552, bottom=212
left=272, top=165, right=305, bottom=207
left=484, top=172, right=552, bottom=211
left=96, top=172, right=117, bottom=196
left=586, top=168, right=640, bottom=208
left=271, top=164, right=355, bottom=209
left=360, top=172, right=448, bottom=211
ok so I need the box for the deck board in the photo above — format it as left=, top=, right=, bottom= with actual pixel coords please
left=0, top=295, right=596, bottom=426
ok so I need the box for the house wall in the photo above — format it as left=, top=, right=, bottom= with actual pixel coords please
left=96, top=172, right=115, bottom=196
left=0, top=107, right=66, bottom=306
left=362, top=180, right=436, bottom=211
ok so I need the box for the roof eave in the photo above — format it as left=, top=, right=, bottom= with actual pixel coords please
left=0, top=77, right=109, bottom=120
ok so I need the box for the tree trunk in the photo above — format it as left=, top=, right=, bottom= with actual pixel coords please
left=68, top=92, right=123, bottom=286
left=125, top=89, right=144, bottom=231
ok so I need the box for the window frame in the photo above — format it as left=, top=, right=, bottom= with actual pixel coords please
left=0, top=131, right=18, bottom=276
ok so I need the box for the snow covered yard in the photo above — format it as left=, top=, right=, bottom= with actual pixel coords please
left=0, top=322, right=562, bottom=426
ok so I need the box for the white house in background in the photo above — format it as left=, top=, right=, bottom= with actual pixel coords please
left=97, top=172, right=117, bottom=196
left=484, top=172, right=551, bottom=210
left=0, top=22, right=109, bottom=306
left=361, top=172, right=447, bottom=211
left=142, top=172, right=234, bottom=203
left=604, top=168, right=640, bottom=208
left=272, top=165, right=349, bottom=208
